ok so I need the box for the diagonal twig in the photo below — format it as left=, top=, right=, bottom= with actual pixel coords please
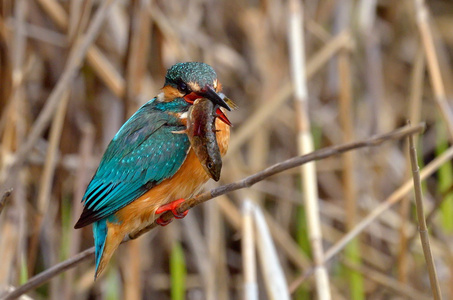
left=1, top=123, right=425, bottom=300
left=128, top=123, right=425, bottom=240
left=0, top=247, right=95, bottom=300
left=289, top=131, right=453, bottom=293
left=408, top=123, right=442, bottom=299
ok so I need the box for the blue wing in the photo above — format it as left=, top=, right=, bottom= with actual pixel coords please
left=74, top=99, right=190, bottom=228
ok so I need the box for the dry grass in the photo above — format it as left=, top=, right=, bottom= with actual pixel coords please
left=1, top=0, right=453, bottom=299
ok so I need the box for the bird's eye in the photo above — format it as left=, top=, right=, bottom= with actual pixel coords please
left=177, top=81, right=189, bottom=94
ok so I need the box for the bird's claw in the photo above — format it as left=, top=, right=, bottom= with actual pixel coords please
left=156, top=216, right=173, bottom=226
left=155, top=198, right=188, bottom=226
left=173, top=209, right=188, bottom=219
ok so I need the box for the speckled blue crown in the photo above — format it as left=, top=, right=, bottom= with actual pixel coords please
left=165, top=62, right=217, bottom=88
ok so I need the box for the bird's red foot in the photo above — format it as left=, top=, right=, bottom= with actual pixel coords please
left=156, top=216, right=173, bottom=226
left=155, top=198, right=189, bottom=226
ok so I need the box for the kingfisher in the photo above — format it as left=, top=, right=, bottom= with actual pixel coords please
left=74, top=62, right=233, bottom=279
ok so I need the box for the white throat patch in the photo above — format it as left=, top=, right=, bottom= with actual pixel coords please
left=156, top=92, right=165, bottom=102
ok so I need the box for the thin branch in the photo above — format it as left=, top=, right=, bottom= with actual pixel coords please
left=409, top=124, right=442, bottom=299
left=2, top=123, right=425, bottom=300
left=128, top=123, right=424, bottom=239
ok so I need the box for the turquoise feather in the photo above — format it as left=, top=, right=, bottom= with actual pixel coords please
left=74, top=98, right=191, bottom=228
left=93, top=219, right=107, bottom=273
left=74, top=62, right=223, bottom=279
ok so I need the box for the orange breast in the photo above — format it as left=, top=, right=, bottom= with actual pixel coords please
left=113, top=114, right=230, bottom=235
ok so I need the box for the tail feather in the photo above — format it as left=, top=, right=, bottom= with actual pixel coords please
left=93, top=219, right=108, bottom=278
left=93, top=219, right=124, bottom=279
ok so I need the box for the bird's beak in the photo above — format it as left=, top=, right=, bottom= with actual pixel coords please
left=199, top=85, right=232, bottom=111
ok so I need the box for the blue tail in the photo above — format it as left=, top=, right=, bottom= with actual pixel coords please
left=93, top=219, right=108, bottom=278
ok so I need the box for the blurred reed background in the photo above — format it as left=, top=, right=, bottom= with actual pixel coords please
left=1, top=0, right=453, bottom=299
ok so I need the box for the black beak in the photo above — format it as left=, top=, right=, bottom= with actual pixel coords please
left=200, top=85, right=232, bottom=111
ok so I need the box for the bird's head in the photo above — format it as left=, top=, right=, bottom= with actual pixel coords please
left=160, top=62, right=234, bottom=125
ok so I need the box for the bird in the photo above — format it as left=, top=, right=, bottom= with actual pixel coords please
left=74, top=62, right=233, bottom=279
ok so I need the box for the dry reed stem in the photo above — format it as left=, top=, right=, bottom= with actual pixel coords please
left=119, top=3, right=152, bottom=298
left=31, top=91, right=69, bottom=260
left=206, top=200, right=229, bottom=300
left=130, top=123, right=425, bottom=237
left=242, top=200, right=257, bottom=300
left=252, top=201, right=290, bottom=299
left=409, top=126, right=442, bottom=299
left=0, top=247, right=95, bottom=300
left=319, top=217, right=391, bottom=271
left=219, top=194, right=311, bottom=271
left=37, top=0, right=126, bottom=97
left=11, top=0, right=26, bottom=91
left=68, top=0, right=83, bottom=41
left=338, top=40, right=355, bottom=232
left=343, top=260, right=431, bottom=300
left=122, top=240, right=141, bottom=300
left=0, top=0, right=118, bottom=199
left=262, top=205, right=311, bottom=269
left=36, top=0, right=66, bottom=29
left=414, top=0, right=453, bottom=139
left=86, top=46, right=126, bottom=97
left=181, top=214, right=210, bottom=297
left=238, top=8, right=277, bottom=298
left=0, top=221, right=18, bottom=288
left=228, top=30, right=352, bottom=156
left=397, top=47, right=425, bottom=283
left=217, top=196, right=242, bottom=228
left=444, top=242, right=453, bottom=298
left=288, top=0, right=331, bottom=298
left=360, top=0, right=383, bottom=134
left=324, top=144, right=453, bottom=261
left=9, top=0, right=28, bottom=284
left=1, top=123, right=424, bottom=299
left=290, top=137, right=453, bottom=292
left=27, top=93, right=67, bottom=277
left=338, top=38, right=363, bottom=298
left=63, top=124, right=95, bottom=300
left=125, top=0, right=151, bottom=115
